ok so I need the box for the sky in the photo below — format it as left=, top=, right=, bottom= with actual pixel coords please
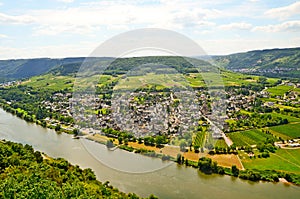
left=0, top=0, right=300, bottom=59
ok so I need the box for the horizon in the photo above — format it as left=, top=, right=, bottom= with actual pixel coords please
left=0, top=46, right=299, bottom=61
left=1, top=0, right=300, bottom=59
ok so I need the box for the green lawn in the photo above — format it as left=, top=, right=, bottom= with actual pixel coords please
left=242, top=148, right=300, bottom=174
left=269, top=123, right=300, bottom=139
left=228, top=129, right=275, bottom=147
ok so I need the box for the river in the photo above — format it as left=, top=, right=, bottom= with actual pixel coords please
left=0, top=108, right=299, bottom=199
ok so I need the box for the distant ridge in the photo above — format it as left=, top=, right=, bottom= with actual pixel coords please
left=213, top=47, right=300, bottom=78
left=1, top=47, right=299, bottom=82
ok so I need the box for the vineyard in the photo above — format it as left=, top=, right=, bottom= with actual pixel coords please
left=193, top=131, right=206, bottom=147
left=269, top=123, right=300, bottom=139
left=228, top=129, right=275, bottom=147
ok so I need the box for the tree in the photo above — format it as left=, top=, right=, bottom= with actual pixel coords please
left=124, top=138, right=129, bottom=145
left=179, top=140, right=187, bottom=152
left=155, top=136, right=165, bottom=147
left=176, top=153, right=182, bottom=164
left=72, top=128, right=80, bottom=136
left=55, top=124, right=61, bottom=132
left=118, top=137, right=123, bottom=145
left=231, top=165, right=239, bottom=177
left=194, top=145, right=200, bottom=153
left=106, top=140, right=114, bottom=148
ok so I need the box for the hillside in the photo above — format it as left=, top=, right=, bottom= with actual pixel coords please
left=213, top=47, right=300, bottom=78
left=0, top=57, right=86, bottom=82
left=1, top=47, right=299, bottom=82
left=0, top=140, right=148, bottom=198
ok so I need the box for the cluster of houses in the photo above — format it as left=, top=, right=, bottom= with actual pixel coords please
left=68, top=90, right=203, bottom=137
left=0, top=80, right=21, bottom=87
left=39, top=79, right=299, bottom=140
left=43, top=92, right=72, bottom=117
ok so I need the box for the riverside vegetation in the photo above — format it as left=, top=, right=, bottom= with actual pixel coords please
left=0, top=140, right=158, bottom=198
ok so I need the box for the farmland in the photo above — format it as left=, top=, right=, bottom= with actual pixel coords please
left=269, top=123, right=300, bottom=139
left=193, top=131, right=206, bottom=147
left=241, top=148, right=300, bottom=174
left=214, top=138, right=228, bottom=148
left=227, top=129, right=275, bottom=147
left=267, top=85, right=294, bottom=96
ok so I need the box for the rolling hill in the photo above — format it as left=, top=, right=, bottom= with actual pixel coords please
left=213, top=47, right=300, bottom=78
left=1, top=47, right=299, bottom=82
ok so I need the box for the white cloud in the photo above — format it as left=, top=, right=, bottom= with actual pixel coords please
left=0, top=42, right=99, bottom=59
left=219, top=22, right=252, bottom=30
left=0, top=34, right=8, bottom=38
left=199, top=38, right=300, bottom=55
left=56, top=0, right=74, bottom=3
left=0, top=12, right=35, bottom=24
left=25, top=1, right=218, bottom=35
left=265, top=1, right=300, bottom=20
left=253, top=20, right=300, bottom=32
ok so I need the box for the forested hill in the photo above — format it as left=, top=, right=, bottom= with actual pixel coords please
left=1, top=47, right=299, bottom=82
left=213, top=47, right=300, bottom=78
left=0, top=56, right=208, bottom=82
left=0, top=57, right=86, bottom=82
left=0, top=140, right=155, bottom=198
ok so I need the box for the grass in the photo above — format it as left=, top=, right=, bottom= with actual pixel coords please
left=215, top=138, right=228, bottom=148
left=24, top=74, right=74, bottom=91
left=269, top=123, right=300, bottom=139
left=269, top=113, right=300, bottom=123
left=241, top=148, right=300, bottom=174
left=228, top=129, right=275, bottom=147
left=267, top=85, right=294, bottom=96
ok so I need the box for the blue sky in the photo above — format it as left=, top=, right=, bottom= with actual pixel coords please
left=0, top=0, right=300, bottom=59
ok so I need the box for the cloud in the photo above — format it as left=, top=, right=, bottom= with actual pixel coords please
left=56, top=0, right=74, bottom=3
left=0, top=12, right=35, bottom=24
left=265, top=1, right=300, bottom=20
left=198, top=38, right=300, bottom=55
left=0, top=42, right=99, bottom=59
left=0, top=33, right=8, bottom=38
left=253, top=20, right=300, bottom=32
left=26, top=1, right=218, bottom=35
left=219, top=22, right=252, bottom=30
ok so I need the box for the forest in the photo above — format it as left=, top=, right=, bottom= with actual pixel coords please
left=0, top=140, right=157, bottom=198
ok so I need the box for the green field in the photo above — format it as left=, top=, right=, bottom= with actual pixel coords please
left=215, top=138, right=228, bottom=148
left=241, top=148, right=300, bottom=173
left=228, top=129, right=275, bottom=147
left=193, top=131, right=206, bottom=147
left=269, top=113, right=300, bottom=123
left=269, top=123, right=300, bottom=139
left=267, top=85, right=294, bottom=96
left=25, top=74, right=74, bottom=91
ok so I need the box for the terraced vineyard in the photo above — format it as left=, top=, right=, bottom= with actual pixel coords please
left=228, top=129, right=275, bottom=147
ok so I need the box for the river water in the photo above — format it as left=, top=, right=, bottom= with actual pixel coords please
left=0, top=108, right=299, bottom=199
